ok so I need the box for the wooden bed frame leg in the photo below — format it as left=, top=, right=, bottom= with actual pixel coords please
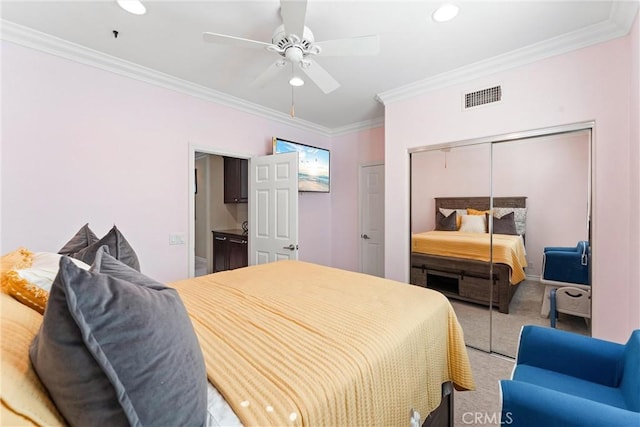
left=422, top=382, right=454, bottom=427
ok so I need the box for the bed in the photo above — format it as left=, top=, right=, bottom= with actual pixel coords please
left=410, top=196, right=528, bottom=314
left=1, top=246, right=474, bottom=427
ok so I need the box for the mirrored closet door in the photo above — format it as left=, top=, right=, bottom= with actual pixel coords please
left=489, top=130, right=592, bottom=357
left=410, top=125, right=592, bottom=357
left=410, top=142, right=492, bottom=351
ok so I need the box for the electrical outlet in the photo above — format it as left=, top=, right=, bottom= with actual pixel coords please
left=169, top=233, right=185, bottom=245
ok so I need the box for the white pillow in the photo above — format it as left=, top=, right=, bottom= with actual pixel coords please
left=18, top=252, right=90, bottom=292
left=5, top=251, right=91, bottom=314
left=459, top=215, right=486, bottom=233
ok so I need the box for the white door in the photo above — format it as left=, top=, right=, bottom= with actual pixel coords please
left=359, top=163, right=385, bottom=277
left=248, top=152, right=299, bottom=264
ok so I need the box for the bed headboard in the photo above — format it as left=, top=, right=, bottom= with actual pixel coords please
left=434, top=196, right=527, bottom=218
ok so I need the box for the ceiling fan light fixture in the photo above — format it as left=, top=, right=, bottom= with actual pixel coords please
left=117, top=0, right=146, bottom=15
left=289, top=76, right=305, bottom=86
left=284, top=46, right=304, bottom=63
left=432, top=4, right=459, bottom=23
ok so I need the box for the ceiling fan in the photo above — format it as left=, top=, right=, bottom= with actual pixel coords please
left=202, top=0, right=380, bottom=94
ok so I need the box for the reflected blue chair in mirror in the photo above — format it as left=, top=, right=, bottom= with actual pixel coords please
left=500, top=325, right=640, bottom=427
left=539, top=241, right=591, bottom=318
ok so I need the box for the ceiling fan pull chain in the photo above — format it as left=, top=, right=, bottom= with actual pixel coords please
left=290, top=63, right=296, bottom=118
left=290, top=85, right=295, bottom=118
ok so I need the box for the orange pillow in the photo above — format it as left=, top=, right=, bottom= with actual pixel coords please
left=467, top=208, right=490, bottom=216
left=1, top=248, right=34, bottom=294
left=5, top=273, right=51, bottom=314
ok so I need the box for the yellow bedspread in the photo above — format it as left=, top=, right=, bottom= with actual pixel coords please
left=412, top=231, right=528, bottom=284
left=172, top=260, right=474, bottom=427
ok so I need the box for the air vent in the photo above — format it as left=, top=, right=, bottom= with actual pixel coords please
left=464, top=85, right=502, bottom=109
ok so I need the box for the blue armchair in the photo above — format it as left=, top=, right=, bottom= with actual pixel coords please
left=540, top=241, right=591, bottom=317
left=541, top=241, right=590, bottom=285
left=500, top=325, right=640, bottom=427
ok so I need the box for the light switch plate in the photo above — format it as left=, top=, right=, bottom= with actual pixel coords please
left=169, top=233, right=186, bottom=245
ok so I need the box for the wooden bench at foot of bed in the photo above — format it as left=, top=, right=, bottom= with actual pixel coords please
left=410, top=252, right=520, bottom=314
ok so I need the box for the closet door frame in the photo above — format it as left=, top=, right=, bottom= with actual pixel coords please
left=408, top=121, right=594, bottom=355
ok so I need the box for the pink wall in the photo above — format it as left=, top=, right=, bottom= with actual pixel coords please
left=0, top=41, right=379, bottom=282
left=411, top=132, right=590, bottom=278
left=385, top=27, right=638, bottom=343
left=330, top=127, right=385, bottom=271
left=630, top=13, right=640, bottom=330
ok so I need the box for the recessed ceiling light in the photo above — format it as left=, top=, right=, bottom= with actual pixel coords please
left=289, top=76, right=305, bottom=87
left=117, top=0, right=146, bottom=15
left=432, top=4, right=459, bottom=23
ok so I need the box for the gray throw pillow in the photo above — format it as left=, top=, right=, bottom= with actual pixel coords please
left=493, top=207, right=527, bottom=236
left=30, top=256, right=207, bottom=427
left=436, top=211, right=457, bottom=231
left=58, top=223, right=99, bottom=255
left=491, top=212, right=518, bottom=235
left=90, top=245, right=158, bottom=288
left=72, top=225, right=141, bottom=271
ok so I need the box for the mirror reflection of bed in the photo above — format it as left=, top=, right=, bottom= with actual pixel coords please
left=410, top=128, right=592, bottom=358
left=412, top=196, right=528, bottom=314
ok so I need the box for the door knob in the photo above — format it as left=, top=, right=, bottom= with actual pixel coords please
left=361, top=234, right=370, bottom=239
left=283, top=244, right=297, bottom=251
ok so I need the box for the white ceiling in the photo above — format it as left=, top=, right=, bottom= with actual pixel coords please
left=1, top=1, right=638, bottom=134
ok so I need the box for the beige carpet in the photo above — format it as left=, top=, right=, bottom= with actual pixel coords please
left=450, top=279, right=590, bottom=357
left=454, top=348, right=514, bottom=427
left=451, top=280, right=590, bottom=425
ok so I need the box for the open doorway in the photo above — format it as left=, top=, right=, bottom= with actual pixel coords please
left=193, top=151, right=249, bottom=277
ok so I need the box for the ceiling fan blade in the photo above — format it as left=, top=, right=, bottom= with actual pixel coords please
left=314, top=35, right=380, bottom=56
left=299, top=59, right=339, bottom=94
left=251, top=60, right=287, bottom=88
left=280, top=0, right=307, bottom=37
left=203, top=32, right=272, bottom=50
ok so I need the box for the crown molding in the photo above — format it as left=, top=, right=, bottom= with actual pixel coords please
left=0, top=19, right=336, bottom=137
left=330, top=116, right=384, bottom=137
left=3, top=2, right=636, bottom=136
left=376, top=2, right=639, bottom=106
left=610, top=1, right=640, bottom=29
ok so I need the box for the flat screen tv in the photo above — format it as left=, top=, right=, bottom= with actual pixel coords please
left=272, top=137, right=330, bottom=193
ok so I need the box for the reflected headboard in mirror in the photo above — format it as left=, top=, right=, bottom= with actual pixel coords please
left=434, top=196, right=527, bottom=239
left=434, top=196, right=527, bottom=217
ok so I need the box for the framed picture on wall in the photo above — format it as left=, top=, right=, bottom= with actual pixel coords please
left=272, top=137, right=330, bottom=193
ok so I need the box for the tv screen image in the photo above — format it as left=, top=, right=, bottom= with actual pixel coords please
left=272, top=137, right=330, bottom=193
